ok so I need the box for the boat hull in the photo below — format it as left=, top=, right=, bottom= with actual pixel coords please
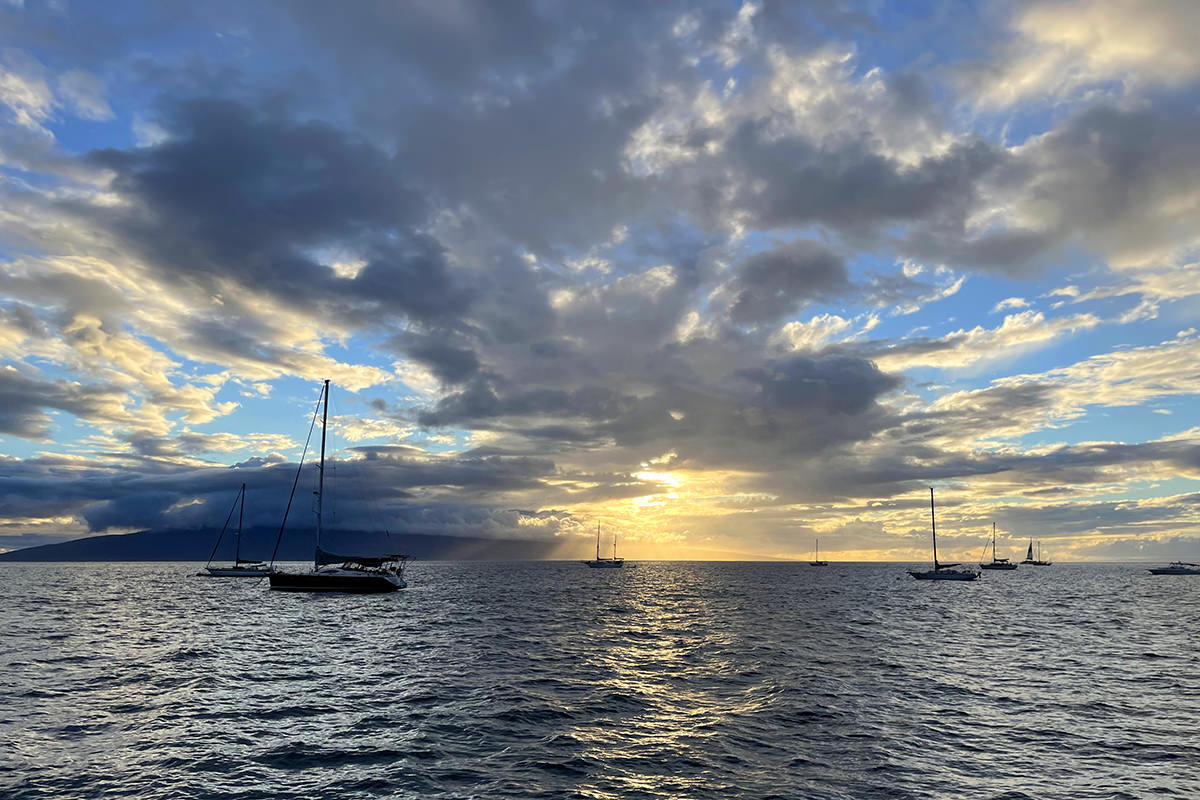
left=1148, top=567, right=1200, bottom=575
left=809, top=561, right=828, bottom=566
left=908, top=569, right=979, bottom=581
left=583, top=559, right=624, bottom=568
left=199, top=566, right=276, bottom=577
left=979, top=562, right=1017, bottom=570
left=268, top=572, right=405, bottom=593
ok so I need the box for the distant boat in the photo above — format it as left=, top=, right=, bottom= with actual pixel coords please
left=908, top=488, right=979, bottom=581
left=198, top=483, right=277, bottom=577
left=583, top=523, right=624, bottom=568
left=267, top=380, right=408, bottom=593
left=1021, top=540, right=1052, bottom=566
left=1148, top=562, right=1200, bottom=575
left=809, top=538, right=828, bottom=566
left=979, top=523, right=1017, bottom=570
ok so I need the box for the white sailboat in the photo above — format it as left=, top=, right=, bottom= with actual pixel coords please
left=198, top=483, right=277, bottom=577
left=908, top=488, right=979, bottom=581
left=809, top=538, right=828, bottom=566
left=268, top=380, right=408, bottom=593
left=979, top=523, right=1017, bottom=570
left=583, top=522, right=624, bottom=568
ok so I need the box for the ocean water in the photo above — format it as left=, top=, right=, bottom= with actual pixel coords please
left=1, top=561, right=1197, bottom=799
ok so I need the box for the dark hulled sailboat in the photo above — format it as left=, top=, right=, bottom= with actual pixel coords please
left=583, top=523, right=624, bottom=568
left=267, top=380, right=408, bottom=593
left=1021, top=539, right=1052, bottom=566
left=979, top=523, right=1017, bottom=570
left=908, top=488, right=979, bottom=581
left=809, top=538, right=828, bottom=566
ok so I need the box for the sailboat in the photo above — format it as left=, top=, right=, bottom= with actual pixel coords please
left=979, top=523, right=1017, bottom=570
left=198, top=483, right=277, bottom=577
left=908, top=488, right=979, bottom=581
left=1020, top=539, right=1052, bottom=566
left=583, top=523, right=624, bottom=568
left=268, top=380, right=408, bottom=593
left=809, top=538, right=828, bottom=566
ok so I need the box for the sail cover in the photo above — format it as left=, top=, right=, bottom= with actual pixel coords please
left=316, top=547, right=403, bottom=567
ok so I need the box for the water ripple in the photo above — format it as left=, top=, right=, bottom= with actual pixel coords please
left=1, top=561, right=1198, bottom=798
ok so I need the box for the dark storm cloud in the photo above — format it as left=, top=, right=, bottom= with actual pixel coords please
left=739, top=355, right=900, bottom=418
left=995, top=104, right=1200, bottom=262
left=0, top=445, right=563, bottom=536
left=418, top=379, right=633, bottom=429
left=77, top=98, right=469, bottom=325
left=725, top=240, right=849, bottom=324
left=284, top=0, right=560, bottom=90
left=399, top=332, right=482, bottom=386
left=417, top=347, right=904, bottom=470
left=710, top=124, right=1001, bottom=239
left=0, top=369, right=122, bottom=439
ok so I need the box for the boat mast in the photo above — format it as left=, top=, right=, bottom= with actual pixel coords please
left=235, top=483, right=245, bottom=563
left=930, top=487, right=939, bottom=568
left=316, top=379, right=329, bottom=569
left=596, top=522, right=600, bottom=561
left=613, top=528, right=617, bottom=560
left=991, top=522, right=996, bottom=562
left=816, top=538, right=819, bottom=561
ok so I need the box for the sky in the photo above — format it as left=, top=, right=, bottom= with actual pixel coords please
left=1, top=0, right=1199, bottom=561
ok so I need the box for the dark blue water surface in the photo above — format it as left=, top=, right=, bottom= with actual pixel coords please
left=1, top=562, right=1198, bottom=799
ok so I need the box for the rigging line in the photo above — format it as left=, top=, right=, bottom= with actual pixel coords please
left=976, top=538, right=991, bottom=564
left=206, top=488, right=242, bottom=567
left=268, top=385, right=325, bottom=567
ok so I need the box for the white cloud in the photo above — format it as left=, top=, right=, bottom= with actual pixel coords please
left=992, top=297, right=1029, bottom=313
left=972, top=0, right=1200, bottom=108
left=773, top=313, right=853, bottom=351
left=0, top=49, right=54, bottom=131
left=876, top=310, right=1100, bottom=371
left=56, top=70, right=113, bottom=121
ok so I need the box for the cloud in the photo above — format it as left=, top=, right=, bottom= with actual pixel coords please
left=867, top=310, right=1101, bottom=372
left=0, top=366, right=127, bottom=438
left=969, top=0, right=1200, bottom=108
left=2, top=1, right=1200, bottom=560
left=56, top=69, right=113, bottom=121
left=998, top=105, right=1200, bottom=268
left=992, top=297, right=1029, bottom=313
left=719, top=239, right=849, bottom=324
left=0, top=48, right=54, bottom=131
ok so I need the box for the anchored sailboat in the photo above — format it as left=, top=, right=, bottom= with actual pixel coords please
left=1021, top=539, right=1052, bottom=566
left=979, top=523, right=1017, bottom=570
left=583, top=523, right=624, bottom=568
left=268, top=380, right=408, bottom=593
left=809, top=538, right=828, bottom=566
left=198, top=483, right=277, bottom=577
left=908, top=488, right=979, bottom=581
